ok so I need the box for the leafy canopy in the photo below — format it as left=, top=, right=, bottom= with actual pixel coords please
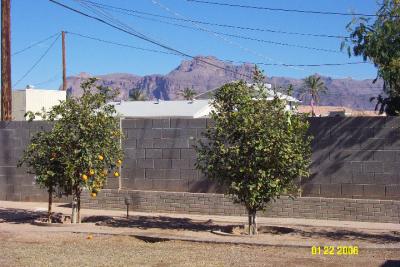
left=20, top=78, right=124, bottom=199
left=343, top=0, right=400, bottom=96
left=195, top=74, right=312, bottom=214
left=179, top=88, right=197, bottom=101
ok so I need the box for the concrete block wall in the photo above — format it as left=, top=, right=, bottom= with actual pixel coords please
left=0, top=121, right=49, bottom=201
left=120, top=117, right=400, bottom=200
left=1, top=117, right=400, bottom=223
left=306, top=117, right=400, bottom=200
left=120, top=118, right=220, bottom=193
left=82, top=189, right=400, bottom=224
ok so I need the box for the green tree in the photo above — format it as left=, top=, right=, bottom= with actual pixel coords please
left=300, top=75, right=327, bottom=117
left=342, top=0, right=400, bottom=113
left=129, top=88, right=147, bottom=101
left=179, top=87, right=197, bottom=101
left=21, top=78, right=124, bottom=223
left=195, top=71, right=311, bottom=235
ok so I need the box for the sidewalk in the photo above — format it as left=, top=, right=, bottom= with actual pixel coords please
left=1, top=200, right=399, bottom=231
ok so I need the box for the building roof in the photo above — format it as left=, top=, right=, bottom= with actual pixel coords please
left=111, top=100, right=212, bottom=118
left=297, top=105, right=384, bottom=117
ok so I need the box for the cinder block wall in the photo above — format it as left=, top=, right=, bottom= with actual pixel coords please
left=1, top=117, right=400, bottom=202
left=120, top=117, right=400, bottom=200
left=0, top=121, right=50, bottom=201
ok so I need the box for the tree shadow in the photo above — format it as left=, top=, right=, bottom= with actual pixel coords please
left=82, top=215, right=241, bottom=233
left=0, top=208, right=44, bottom=224
left=381, top=260, right=400, bottom=267
left=304, top=117, right=400, bottom=199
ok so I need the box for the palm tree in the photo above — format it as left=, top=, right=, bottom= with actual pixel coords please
left=129, top=89, right=147, bottom=101
left=300, top=75, right=327, bottom=117
left=179, top=87, right=197, bottom=101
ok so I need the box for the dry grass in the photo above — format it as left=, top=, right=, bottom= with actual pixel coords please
left=0, top=231, right=399, bottom=267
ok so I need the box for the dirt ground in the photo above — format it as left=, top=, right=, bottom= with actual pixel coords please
left=0, top=230, right=399, bottom=267
left=1, top=202, right=400, bottom=266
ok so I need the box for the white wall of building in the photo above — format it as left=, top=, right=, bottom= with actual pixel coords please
left=0, top=89, right=66, bottom=121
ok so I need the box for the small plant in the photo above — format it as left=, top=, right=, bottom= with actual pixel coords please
left=196, top=67, right=311, bottom=235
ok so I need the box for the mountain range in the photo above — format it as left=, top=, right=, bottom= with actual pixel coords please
left=65, top=56, right=383, bottom=110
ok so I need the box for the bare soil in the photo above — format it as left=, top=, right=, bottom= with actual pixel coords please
left=0, top=231, right=399, bottom=267
left=1, top=204, right=400, bottom=266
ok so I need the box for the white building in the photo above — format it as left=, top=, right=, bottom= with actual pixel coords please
left=112, top=100, right=212, bottom=118
left=111, top=87, right=299, bottom=118
left=2, top=87, right=66, bottom=120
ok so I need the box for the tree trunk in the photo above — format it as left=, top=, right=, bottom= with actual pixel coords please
left=77, top=189, right=81, bottom=223
left=247, top=209, right=258, bottom=235
left=47, top=187, right=53, bottom=223
left=71, top=197, right=77, bottom=224
left=252, top=211, right=257, bottom=235
left=311, top=98, right=315, bottom=117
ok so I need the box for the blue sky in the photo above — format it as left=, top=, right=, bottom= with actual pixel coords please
left=8, top=0, right=380, bottom=89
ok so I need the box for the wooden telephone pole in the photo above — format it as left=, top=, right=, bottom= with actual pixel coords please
left=62, top=31, right=67, bottom=91
left=1, top=0, right=12, bottom=121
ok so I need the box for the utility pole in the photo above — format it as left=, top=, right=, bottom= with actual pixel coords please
left=62, top=31, right=67, bottom=91
left=1, top=0, right=12, bottom=121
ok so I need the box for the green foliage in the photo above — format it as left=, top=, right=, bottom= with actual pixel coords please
left=179, top=88, right=197, bottom=101
left=129, top=89, right=147, bottom=101
left=19, top=78, right=124, bottom=222
left=18, top=131, right=66, bottom=195
left=300, top=75, right=327, bottom=116
left=343, top=0, right=400, bottom=99
left=195, top=72, right=312, bottom=218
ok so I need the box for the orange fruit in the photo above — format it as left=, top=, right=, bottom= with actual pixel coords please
left=89, top=169, right=95, bottom=175
left=82, top=174, right=88, bottom=181
left=116, top=159, right=122, bottom=166
left=114, top=171, right=120, bottom=177
left=98, top=155, right=104, bottom=161
left=87, top=234, right=93, bottom=240
left=91, top=192, right=97, bottom=198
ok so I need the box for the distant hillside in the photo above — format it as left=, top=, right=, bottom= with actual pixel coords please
left=65, top=56, right=383, bottom=110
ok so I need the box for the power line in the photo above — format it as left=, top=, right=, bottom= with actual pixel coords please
left=67, top=31, right=367, bottom=67
left=80, top=0, right=347, bottom=39
left=32, top=72, right=61, bottom=87
left=113, top=11, right=341, bottom=53
left=13, top=34, right=61, bottom=88
left=12, top=32, right=60, bottom=56
left=66, top=31, right=180, bottom=55
left=49, top=0, right=254, bottom=79
left=254, top=62, right=368, bottom=67
left=149, top=0, right=304, bottom=72
left=186, top=0, right=377, bottom=17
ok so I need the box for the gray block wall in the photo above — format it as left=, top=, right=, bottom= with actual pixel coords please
left=1, top=117, right=400, bottom=204
left=306, top=117, right=400, bottom=200
left=120, top=117, right=400, bottom=200
left=0, top=121, right=50, bottom=201
left=82, top=189, right=400, bottom=224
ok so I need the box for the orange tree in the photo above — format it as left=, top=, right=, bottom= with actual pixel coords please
left=195, top=69, right=311, bottom=235
left=21, top=78, right=123, bottom=223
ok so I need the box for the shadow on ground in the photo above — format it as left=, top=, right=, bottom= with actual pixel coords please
left=1, top=209, right=399, bottom=245
left=0, top=208, right=44, bottom=224
left=82, top=215, right=240, bottom=233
